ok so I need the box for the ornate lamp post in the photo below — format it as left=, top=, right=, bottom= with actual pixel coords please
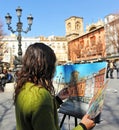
left=5, top=6, right=33, bottom=68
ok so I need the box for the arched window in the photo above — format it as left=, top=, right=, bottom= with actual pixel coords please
left=67, top=22, right=71, bottom=31
left=75, top=21, right=80, bottom=30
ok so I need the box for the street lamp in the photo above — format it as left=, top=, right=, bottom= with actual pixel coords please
left=5, top=6, right=33, bottom=68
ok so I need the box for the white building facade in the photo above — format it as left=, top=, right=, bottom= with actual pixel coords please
left=2, top=34, right=68, bottom=68
left=39, top=35, right=68, bottom=64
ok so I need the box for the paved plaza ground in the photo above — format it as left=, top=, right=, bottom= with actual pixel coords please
left=0, top=78, right=119, bottom=130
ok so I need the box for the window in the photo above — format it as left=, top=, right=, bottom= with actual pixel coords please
left=75, top=21, right=80, bottom=30
left=67, top=22, right=71, bottom=31
left=90, top=36, right=96, bottom=46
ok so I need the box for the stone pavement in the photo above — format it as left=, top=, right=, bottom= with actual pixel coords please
left=0, top=79, right=119, bottom=130
left=0, top=92, right=16, bottom=130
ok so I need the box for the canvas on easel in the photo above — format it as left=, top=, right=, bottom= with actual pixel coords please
left=53, top=61, right=108, bottom=119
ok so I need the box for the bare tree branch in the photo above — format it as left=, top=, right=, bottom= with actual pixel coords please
left=0, top=19, right=5, bottom=61
left=105, top=12, right=119, bottom=55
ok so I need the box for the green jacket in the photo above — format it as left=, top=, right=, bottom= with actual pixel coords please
left=15, top=82, right=84, bottom=130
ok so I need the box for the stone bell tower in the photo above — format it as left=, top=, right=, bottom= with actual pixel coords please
left=65, top=16, right=84, bottom=41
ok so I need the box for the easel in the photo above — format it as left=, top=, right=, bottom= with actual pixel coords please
left=59, top=100, right=101, bottom=130
left=58, top=97, right=89, bottom=129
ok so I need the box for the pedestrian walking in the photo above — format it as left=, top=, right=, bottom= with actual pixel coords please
left=106, top=60, right=115, bottom=79
left=114, top=59, right=119, bottom=79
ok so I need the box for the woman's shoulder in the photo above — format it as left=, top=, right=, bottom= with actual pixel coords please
left=16, top=82, right=53, bottom=112
left=19, top=82, right=52, bottom=105
left=24, top=82, right=50, bottom=95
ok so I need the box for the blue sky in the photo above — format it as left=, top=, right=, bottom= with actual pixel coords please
left=54, top=62, right=107, bottom=83
left=0, top=0, right=119, bottom=37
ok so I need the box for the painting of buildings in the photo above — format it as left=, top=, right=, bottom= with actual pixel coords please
left=53, top=61, right=107, bottom=102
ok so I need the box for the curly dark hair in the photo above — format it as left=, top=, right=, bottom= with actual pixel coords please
left=14, top=43, right=56, bottom=102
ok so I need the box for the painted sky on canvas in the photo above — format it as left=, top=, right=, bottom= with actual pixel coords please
left=54, top=62, right=107, bottom=83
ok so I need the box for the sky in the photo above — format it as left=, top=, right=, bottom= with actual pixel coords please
left=54, top=62, right=107, bottom=83
left=0, top=0, right=119, bottom=37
